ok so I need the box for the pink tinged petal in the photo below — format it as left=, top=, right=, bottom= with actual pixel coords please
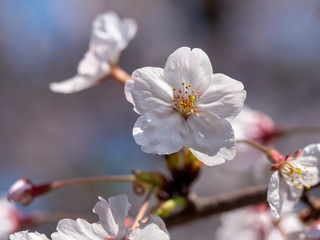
left=133, top=109, right=187, bottom=154
left=92, top=196, right=127, bottom=239
left=198, top=73, right=246, bottom=121
left=125, top=67, right=172, bottom=115
left=185, top=112, right=235, bottom=166
left=108, top=195, right=131, bottom=229
left=163, top=47, right=213, bottom=92
left=10, top=231, right=50, bottom=240
left=52, top=218, right=106, bottom=240
left=128, top=215, right=170, bottom=240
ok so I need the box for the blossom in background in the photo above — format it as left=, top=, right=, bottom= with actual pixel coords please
left=10, top=194, right=170, bottom=240
left=287, top=221, right=320, bottom=240
left=267, top=144, right=320, bottom=218
left=50, top=11, right=137, bottom=93
left=125, top=47, right=246, bottom=166
left=0, top=197, right=21, bottom=240
left=232, top=105, right=275, bottom=145
left=215, top=204, right=303, bottom=240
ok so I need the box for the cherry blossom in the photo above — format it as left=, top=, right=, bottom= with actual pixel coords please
left=10, top=195, right=169, bottom=240
left=50, top=11, right=137, bottom=93
left=125, top=47, right=246, bottom=166
left=215, top=204, right=303, bottom=240
left=267, top=144, right=320, bottom=218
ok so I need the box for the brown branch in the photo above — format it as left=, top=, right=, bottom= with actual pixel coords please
left=164, top=184, right=268, bottom=228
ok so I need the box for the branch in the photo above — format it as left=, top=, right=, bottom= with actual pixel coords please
left=164, top=184, right=268, bottom=228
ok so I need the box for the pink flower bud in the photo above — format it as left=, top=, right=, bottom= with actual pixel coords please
left=8, top=179, right=52, bottom=206
left=8, top=179, right=34, bottom=206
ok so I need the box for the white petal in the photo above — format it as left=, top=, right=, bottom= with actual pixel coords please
left=185, top=111, right=235, bottom=166
left=198, top=73, right=246, bottom=120
left=10, top=231, right=50, bottom=240
left=49, top=75, right=100, bottom=94
left=163, top=47, right=213, bottom=92
left=133, top=108, right=187, bottom=154
left=267, top=172, right=282, bottom=218
left=128, top=215, right=170, bottom=240
left=125, top=67, right=172, bottom=115
left=92, top=196, right=127, bottom=239
left=52, top=218, right=106, bottom=240
left=90, top=11, right=137, bottom=63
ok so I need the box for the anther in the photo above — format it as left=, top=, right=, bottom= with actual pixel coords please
left=189, top=84, right=192, bottom=87
left=173, top=88, right=176, bottom=91
left=306, top=185, right=311, bottom=189
left=171, top=99, right=175, bottom=102
left=298, top=186, right=302, bottom=190
left=182, top=82, right=185, bottom=85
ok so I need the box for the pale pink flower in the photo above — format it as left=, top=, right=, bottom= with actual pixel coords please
left=125, top=47, right=246, bottom=166
left=50, top=11, right=137, bottom=93
left=267, top=144, right=320, bottom=218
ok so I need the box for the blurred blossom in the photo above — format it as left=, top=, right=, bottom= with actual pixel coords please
left=49, top=11, right=137, bottom=93
left=0, top=197, right=20, bottom=240
left=7, top=178, right=51, bottom=206
left=125, top=47, right=246, bottom=166
left=268, top=144, right=320, bottom=218
left=232, top=105, right=275, bottom=145
left=215, top=204, right=303, bottom=240
left=8, top=179, right=34, bottom=206
left=11, top=195, right=170, bottom=240
left=288, top=221, right=320, bottom=240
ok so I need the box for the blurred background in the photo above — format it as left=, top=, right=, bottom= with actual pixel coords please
left=1, top=0, right=320, bottom=239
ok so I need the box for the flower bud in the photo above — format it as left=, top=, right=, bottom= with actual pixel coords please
left=8, top=179, right=34, bottom=206
left=7, top=179, right=51, bottom=206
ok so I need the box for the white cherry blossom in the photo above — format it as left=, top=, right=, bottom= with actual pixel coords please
left=10, top=195, right=169, bottom=240
left=125, top=47, right=246, bottom=166
left=267, top=144, right=320, bottom=218
left=50, top=11, right=137, bottom=93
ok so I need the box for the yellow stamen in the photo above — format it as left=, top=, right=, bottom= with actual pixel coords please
left=306, top=185, right=311, bottom=189
left=298, top=186, right=302, bottom=190
left=182, top=82, right=185, bottom=85
left=171, top=99, right=175, bottom=102
left=310, top=177, right=313, bottom=180
left=294, top=184, right=297, bottom=187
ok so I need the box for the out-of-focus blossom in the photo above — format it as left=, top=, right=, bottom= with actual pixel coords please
left=125, top=47, right=246, bottom=166
left=222, top=106, right=275, bottom=173
left=10, top=195, right=170, bottom=240
left=215, top=204, right=303, bottom=240
left=0, top=197, right=21, bottom=240
left=287, top=221, right=320, bottom=240
left=10, top=231, right=49, bottom=240
left=50, top=11, right=137, bottom=93
left=267, top=144, right=320, bottom=218
left=8, top=178, right=51, bottom=206
left=8, top=179, right=34, bottom=206
left=232, top=105, right=275, bottom=144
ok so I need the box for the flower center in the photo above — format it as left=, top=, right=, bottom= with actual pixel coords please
left=171, top=82, right=200, bottom=119
left=279, top=157, right=316, bottom=190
